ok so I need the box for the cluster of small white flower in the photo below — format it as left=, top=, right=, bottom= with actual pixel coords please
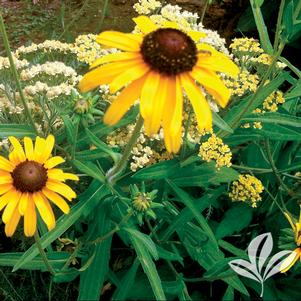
left=0, top=56, right=29, bottom=71
left=20, top=61, right=79, bottom=82
left=133, top=0, right=162, bottom=15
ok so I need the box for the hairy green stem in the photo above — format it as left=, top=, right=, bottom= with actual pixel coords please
left=34, top=231, right=55, bottom=275
left=0, top=14, right=38, bottom=134
left=106, top=115, right=144, bottom=184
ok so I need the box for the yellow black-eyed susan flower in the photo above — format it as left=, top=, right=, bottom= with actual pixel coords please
left=79, top=16, right=239, bottom=153
left=0, top=135, right=78, bottom=237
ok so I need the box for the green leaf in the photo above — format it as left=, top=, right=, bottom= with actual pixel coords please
left=78, top=202, right=113, bottom=300
left=286, top=80, right=301, bottom=99
left=128, top=229, right=165, bottom=300
left=62, top=115, right=76, bottom=145
left=12, top=184, right=110, bottom=272
left=72, top=159, right=105, bottom=183
left=242, top=112, right=301, bottom=128
left=215, top=204, right=253, bottom=239
left=0, top=124, right=35, bottom=138
left=213, top=112, right=233, bottom=133
left=123, top=228, right=158, bottom=260
left=0, top=252, right=68, bottom=271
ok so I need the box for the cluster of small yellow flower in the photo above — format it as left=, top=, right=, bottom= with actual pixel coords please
left=133, top=0, right=162, bottom=15
left=229, top=174, right=264, bottom=207
left=199, top=134, right=232, bottom=169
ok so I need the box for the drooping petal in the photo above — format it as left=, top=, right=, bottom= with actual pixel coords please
left=0, top=156, right=15, bottom=172
left=140, top=71, right=161, bottom=120
left=44, top=156, right=65, bottom=169
left=2, top=190, right=21, bottom=223
left=280, top=249, right=301, bottom=273
left=42, top=188, right=70, bottom=214
left=0, top=184, right=13, bottom=195
left=8, top=137, right=26, bottom=163
left=0, top=189, right=16, bottom=211
left=62, top=173, right=79, bottom=181
left=190, top=67, right=231, bottom=108
left=103, top=74, right=148, bottom=125
left=32, top=192, right=55, bottom=230
left=133, top=16, right=158, bottom=34
left=164, top=126, right=182, bottom=154
left=46, top=180, right=76, bottom=201
left=79, top=59, right=143, bottom=93
left=18, top=192, right=29, bottom=215
left=96, top=31, right=142, bottom=51
left=144, top=75, right=169, bottom=136
left=24, top=137, right=34, bottom=160
left=24, top=194, right=36, bottom=237
left=90, top=52, right=139, bottom=69
left=180, top=73, right=212, bottom=131
left=5, top=206, right=21, bottom=237
left=109, top=61, right=150, bottom=93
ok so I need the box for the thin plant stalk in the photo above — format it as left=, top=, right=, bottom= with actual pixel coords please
left=273, top=0, right=286, bottom=51
left=34, top=231, right=56, bottom=275
left=96, top=0, right=109, bottom=32
left=200, top=0, right=210, bottom=23
left=0, top=14, right=38, bottom=134
left=106, top=115, right=144, bottom=184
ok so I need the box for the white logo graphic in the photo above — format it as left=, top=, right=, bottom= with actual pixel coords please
left=229, top=232, right=292, bottom=297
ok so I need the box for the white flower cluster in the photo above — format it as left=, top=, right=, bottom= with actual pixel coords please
left=15, top=40, right=75, bottom=58
left=20, top=61, right=79, bottom=82
left=0, top=56, right=29, bottom=71
left=133, top=0, right=162, bottom=15
left=0, top=96, right=24, bottom=115
left=23, top=81, right=77, bottom=100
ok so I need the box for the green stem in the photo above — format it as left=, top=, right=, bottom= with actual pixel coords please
left=106, top=115, right=144, bottom=184
left=0, top=14, right=38, bottom=134
left=34, top=231, right=55, bottom=275
left=273, top=0, right=286, bottom=51
left=200, top=0, right=209, bottom=23
left=95, top=0, right=109, bottom=32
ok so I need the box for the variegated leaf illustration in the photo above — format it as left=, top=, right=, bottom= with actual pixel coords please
left=247, top=232, right=273, bottom=273
left=228, top=259, right=262, bottom=283
left=263, top=250, right=293, bottom=280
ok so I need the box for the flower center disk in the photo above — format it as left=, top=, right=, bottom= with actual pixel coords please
left=140, top=28, right=197, bottom=75
left=12, top=160, right=48, bottom=192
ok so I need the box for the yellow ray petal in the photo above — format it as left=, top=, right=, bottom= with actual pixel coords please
left=24, top=194, right=36, bottom=237
left=187, top=31, right=206, bottom=42
left=18, top=192, right=29, bottom=215
left=63, top=173, right=79, bottom=181
left=0, top=172, right=13, bottom=185
left=32, top=192, right=55, bottom=230
left=280, top=248, right=301, bottom=273
left=5, top=206, right=21, bottom=237
left=79, top=59, right=143, bottom=93
left=0, top=184, right=13, bottom=195
left=109, top=61, right=149, bottom=93
left=0, top=155, right=15, bottom=172
left=2, top=190, right=21, bottom=224
left=42, top=188, right=70, bottom=214
left=44, top=156, right=65, bottom=169
left=144, top=75, right=169, bottom=136
left=180, top=73, right=212, bottom=131
left=47, top=169, right=66, bottom=182
left=0, top=189, right=16, bottom=211
left=8, top=151, right=21, bottom=166
left=8, top=136, right=26, bottom=163
left=90, top=52, right=140, bottom=69
left=96, top=31, right=142, bottom=51
left=196, top=48, right=239, bottom=78
left=162, top=20, right=179, bottom=29
left=24, top=137, right=34, bottom=160
left=103, top=74, right=148, bottom=125
left=140, top=71, right=161, bottom=120
left=33, top=136, right=46, bottom=163
left=190, top=67, right=231, bottom=108
left=133, top=16, right=158, bottom=34
left=164, top=127, right=182, bottom=154
left=46, top=180, right=76, bottom=201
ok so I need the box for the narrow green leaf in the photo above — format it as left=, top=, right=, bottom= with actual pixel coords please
left=213, top=112, right=233, bottom=133
left=73, top=159, right=105, bottom=183
left=0, top=124, right=35, bottom=138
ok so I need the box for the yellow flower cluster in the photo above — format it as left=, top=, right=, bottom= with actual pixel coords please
left=250, top=53, right=287, bottom=68
left=133, top=0, right=162, bottom=15
left=199, top=134, right=232, bottom=169
left=230, top=38, right=264, bottom=55
left=241, top=122, right=263, bottom=129
left=254, top=90, right=285, bottom=113
left=229, top=174, right=264, bottom=207
left=224, top=70, right=259, bottom=97
left=73, top=34, right=103, bottom=65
